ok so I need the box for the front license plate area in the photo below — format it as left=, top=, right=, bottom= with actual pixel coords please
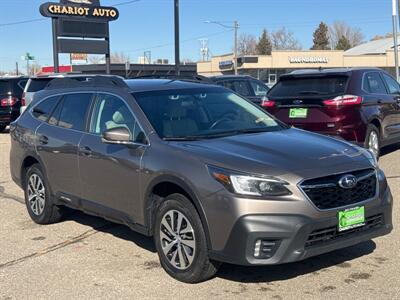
left=289, top=108, right=308, bottom=118
left=338, top=206, right=365, bottom=232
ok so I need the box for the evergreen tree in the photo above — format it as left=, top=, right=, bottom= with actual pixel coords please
left=256, top=29, right=272, bottom=55
left=335, top=35, right=352, bottom=50
left=311, top=22, right=330, bottom=50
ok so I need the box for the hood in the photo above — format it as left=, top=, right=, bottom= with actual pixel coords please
left=171, top=128, right=373, bottom=180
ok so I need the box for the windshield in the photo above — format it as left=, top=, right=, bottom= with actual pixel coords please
left=134, top=88, right=285, bottom=140
left=269, top=76, right=348, bottom=98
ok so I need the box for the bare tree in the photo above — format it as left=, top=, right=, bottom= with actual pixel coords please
left=88, top=55, right=104, bottom=64
left=329, top=21, right=364, bottom=49
left=370, top=33, right=393, bottom=41
left=271, top=27, right=302, bottom=50
left=237, top=33, right=257, bottom=55
left=28, top=63, right=41, bottom=76
left=110, top=52, right=130, bottom=63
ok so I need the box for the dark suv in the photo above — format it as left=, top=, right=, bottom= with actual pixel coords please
left=10, top=76, right=392, bottom=283
left=210, top=75, right=270, bottom=105
left=0, top=76, right=28, bottom=132
left=264, top=68, right=400, bottom=157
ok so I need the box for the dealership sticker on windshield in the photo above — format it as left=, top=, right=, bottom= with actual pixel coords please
left=289, top=108, right=308, bottom=118
left=338, top=206, right=365, bottom=232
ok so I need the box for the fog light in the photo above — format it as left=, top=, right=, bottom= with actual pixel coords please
left=254, top=240, right=262, bottom=258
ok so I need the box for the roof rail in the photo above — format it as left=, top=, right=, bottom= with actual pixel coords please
left=133, top=74, right=213, bottom=83
left=44, top=75, right=129, bottom=90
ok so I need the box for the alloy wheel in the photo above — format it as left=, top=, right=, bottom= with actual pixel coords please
left=159, top=209, right=196, bottom=270
left=27, top=173, right=46, bottom=216
left=368, top=130, right=379, bottom=158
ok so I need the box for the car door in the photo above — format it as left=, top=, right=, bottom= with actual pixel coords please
left=35, top=92, right=93, bottom=200
left=381, top=72, right=400, bottom=139
left=78, top=93, right=147, bottom=222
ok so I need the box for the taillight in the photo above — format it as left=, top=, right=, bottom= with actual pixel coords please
left=21, top=93, right=26, bottom=107
left=323, top=95, right=362, bottom=106
left=261, top=97, right=276, bottom=108
left=0, top=96, right=18, bottom=107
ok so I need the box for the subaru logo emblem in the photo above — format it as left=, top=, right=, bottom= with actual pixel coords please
left=338, top=175, right=358, bottom=189
left=293, top=100, right=303, bottom=105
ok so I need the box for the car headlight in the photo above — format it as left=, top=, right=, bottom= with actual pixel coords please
left=363, top=148, right=378, bottom=168
left=208, top=166, right=291, bottom=197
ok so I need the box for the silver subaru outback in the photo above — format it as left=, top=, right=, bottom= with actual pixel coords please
left=10, top=77, right=393, bottom=283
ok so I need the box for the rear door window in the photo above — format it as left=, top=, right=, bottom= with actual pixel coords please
left=57, top=93, right=93, bottom=131
left=363, top=72, right=387, bottom=94
left=269, top=76, right=348, bottom=98
left=382, top=73, right=400, bottom=94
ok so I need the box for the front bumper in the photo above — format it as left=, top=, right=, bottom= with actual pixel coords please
left=209, top=189, right=393, bottom=266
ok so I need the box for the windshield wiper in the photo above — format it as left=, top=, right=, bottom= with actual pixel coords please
left=163, top=128, right=273, bottom=141
left=163, top=136, right=208, bottom=141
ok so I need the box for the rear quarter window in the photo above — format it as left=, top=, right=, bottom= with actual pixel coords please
left=27, top=79, right=52, bottom=92
left=269, top=76, right=348, bottom=97
left=362, top=72, right=387, bottom=94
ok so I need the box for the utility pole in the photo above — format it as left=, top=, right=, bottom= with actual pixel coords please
left=233, top=20, right=239, bottom=75
left=393, top=0, right=399, bottom=81
left=174, top=0, right=180, bottom=75
left=16, top=62, right=19, bottom=76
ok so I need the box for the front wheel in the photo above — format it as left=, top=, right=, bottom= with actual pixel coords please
left=154, top=194, right=219, bottom=283
left=364, top=124, right=380, bottom=159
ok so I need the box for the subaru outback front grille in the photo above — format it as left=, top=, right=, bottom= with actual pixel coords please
left=300, top=169, right=377, bottom=210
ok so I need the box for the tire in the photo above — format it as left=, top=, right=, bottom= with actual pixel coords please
left=364, top=124, right=381, bottom=159
left=154, top=193, right=220, bottom=283
left=24, top=163, right=64, bottom=224
left=0, top=125, right=6, bottom=133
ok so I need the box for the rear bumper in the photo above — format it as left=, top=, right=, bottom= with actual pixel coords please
left=209, top=189, right=393, bottom=266
left=0, top=109, right=20, bottom=125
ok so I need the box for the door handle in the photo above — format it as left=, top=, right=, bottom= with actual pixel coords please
left=80, top=146, right=92, bottom=156
left=39, top=136, right=48, bottom=145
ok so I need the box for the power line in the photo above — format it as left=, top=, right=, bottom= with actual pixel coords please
left=0, top=0, right=141, bottom=27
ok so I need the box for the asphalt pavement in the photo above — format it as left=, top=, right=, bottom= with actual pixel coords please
left=0, top=130, right=399, bottom=299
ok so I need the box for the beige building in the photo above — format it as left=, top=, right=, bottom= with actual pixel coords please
left=197, top=37, right=399, bottom=86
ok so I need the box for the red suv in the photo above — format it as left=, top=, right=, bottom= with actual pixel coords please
left=264, top=68, right=400, bottom=157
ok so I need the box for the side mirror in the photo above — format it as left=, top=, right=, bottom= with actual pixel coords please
left=102, top=127, right=132, bottom=145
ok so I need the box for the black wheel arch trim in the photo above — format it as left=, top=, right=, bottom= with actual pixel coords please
left=144, top=174, right=212, bottom=249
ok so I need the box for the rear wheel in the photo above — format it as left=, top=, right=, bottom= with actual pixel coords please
left=24, top=164, right=64, bottom=224
left=154, top=194, right=219, bottom=283
left=364, top=124, right=380, bottom=159
left=0, top=125, right=6, bottom=133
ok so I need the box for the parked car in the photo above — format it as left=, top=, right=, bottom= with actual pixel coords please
left=209, top=75, right=270, bottom=106
left=21, top=74, right=107, bottom=112
left=264, top=68, right=400, bottom=158
left=10, top=76, right=392, bottom=283
left=0, top=76, right=28, bottom=132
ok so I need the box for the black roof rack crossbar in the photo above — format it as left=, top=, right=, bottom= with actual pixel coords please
left=44, top=75, right=129, bottom=90
left=133, top=74, right=213, bottom=83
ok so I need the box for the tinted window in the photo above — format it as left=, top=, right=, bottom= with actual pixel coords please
left=249, top=80, right=269, bottom=97
left=134, top=88, right=282, bottom=139
left=57, top=93, right=92, bottom=131
left=363, top=72, right=387, bottom=94
left=269, top=76, right=348, bottom=97
left=32, top=96, right=59, bottom=122
left=90, top=94, right=145, bottom=143
left=48, top=99, right=63, bottom=126
left=27, top=79, right=52, bottom=92
left=17, top=80, right=28, bottom=91
left=0, top=80, right=10, bottom=93
left=220, top=80, right=252, bottom=97
left=382, top=73, right=400, bottom=94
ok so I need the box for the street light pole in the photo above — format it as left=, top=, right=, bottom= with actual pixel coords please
left=393, top=0, right=399, bottom=81
left=233, top=20, right=239, bottom=75
left=174, top=0, right=180, bottom=75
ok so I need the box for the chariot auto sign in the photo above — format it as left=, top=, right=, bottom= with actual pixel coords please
left=40, top=0, right=119, bottom=20
left=288, top=57, right=329, bottom=64
left=39, top=0, right=119, bottom=74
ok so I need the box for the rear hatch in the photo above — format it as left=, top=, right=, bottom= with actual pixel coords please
left=0, top=79, right=12, bottom=116
left=264, top=74, right=354, bottom=131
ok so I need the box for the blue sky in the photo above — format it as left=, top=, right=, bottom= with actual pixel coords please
left=0, top=0, right=393, bottom=72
